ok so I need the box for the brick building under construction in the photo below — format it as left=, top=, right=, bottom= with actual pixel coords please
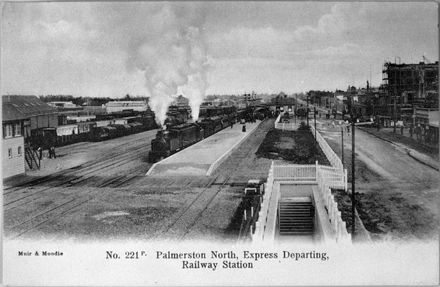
left=380, top=60, right=439, bottom=123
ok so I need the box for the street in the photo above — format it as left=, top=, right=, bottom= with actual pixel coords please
left=316, top=118, right=439, bottom=240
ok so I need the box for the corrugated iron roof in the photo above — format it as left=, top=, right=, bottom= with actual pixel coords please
left=2, top=95, right=58, bottom=122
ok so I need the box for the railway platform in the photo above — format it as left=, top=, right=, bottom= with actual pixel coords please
left=146, top=121, right=261, bottom=176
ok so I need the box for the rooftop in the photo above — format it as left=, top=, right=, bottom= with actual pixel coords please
left=2, top=95, right=58, bottom=122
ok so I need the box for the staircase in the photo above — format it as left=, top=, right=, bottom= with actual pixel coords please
left=25, top=145, right=40, bottom=170
left=278, top=198, right=314, bottom=236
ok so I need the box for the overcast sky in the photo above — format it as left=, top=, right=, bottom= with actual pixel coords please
left=1, top=2, right=438, bottom=98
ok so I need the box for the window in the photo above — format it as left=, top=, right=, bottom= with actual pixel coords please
left=18, top=146, right=22, bottom=156
left=8, top=148, right=12, bottom=158
left=15, top=123, right=22, bottom=136
left=5, top=124, right=13, bottom=138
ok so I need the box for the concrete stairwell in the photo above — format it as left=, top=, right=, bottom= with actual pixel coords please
left=278, top=198, right=314, bottom=236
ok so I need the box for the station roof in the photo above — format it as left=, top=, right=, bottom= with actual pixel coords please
left=2, top=95, right=58, bottom=122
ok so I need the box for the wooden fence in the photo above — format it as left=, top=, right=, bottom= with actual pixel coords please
left=310, top=124, right=343, bottom=170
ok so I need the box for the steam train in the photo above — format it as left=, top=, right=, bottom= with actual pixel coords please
left=148, top=106, right=253, bottom=162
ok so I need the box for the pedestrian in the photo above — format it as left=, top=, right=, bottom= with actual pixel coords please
left=49, top=146, right=56, bottom=159
left=347, top=125, right=350, bottom=134
left=230, top=122, right=233, bottom=129
left=400, top=125, right=404, bottom=135
left=37, top=146, right=42, bottom=160
left=415, top=125, right=421, bottom=141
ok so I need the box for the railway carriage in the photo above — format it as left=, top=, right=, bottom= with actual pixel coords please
left=198, top=119, right=215, bottom=138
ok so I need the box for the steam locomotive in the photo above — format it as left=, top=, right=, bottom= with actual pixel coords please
left=148, top=106, right=252, bottom=162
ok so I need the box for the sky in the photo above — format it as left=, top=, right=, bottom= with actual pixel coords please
left=1, top=2, right=438, bottom=98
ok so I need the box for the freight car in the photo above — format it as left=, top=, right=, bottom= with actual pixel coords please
left=29, top=113, right=157, bottom=146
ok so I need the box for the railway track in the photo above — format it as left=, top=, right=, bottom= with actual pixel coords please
left=5, top=119, right=273, bottom=240
left=4, top=132, right=156, bottom=192
left=4, top=132, right=157, bottom=238
left=4, top=131, right=155, bottom=194
left=4, top=145, right=148, bottom=210
left=154, top=175, right=222, bottom=239
left=149, top=120, right=274, bottom=240
left=180, top=175, right=232, bottom=239
left=6, top=172, right=147, bottom=239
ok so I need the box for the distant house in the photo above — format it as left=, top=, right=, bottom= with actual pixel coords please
left=48, top=101, right=78, bottom=109
left=172, top=95, right=190, bottom=107
left=105, top=101, right=149, bottom=113
left=270, top=94, right=296, bottom=112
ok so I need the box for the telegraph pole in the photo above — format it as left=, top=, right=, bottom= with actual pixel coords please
left=351, top=96, right=356, bottom=236
left=393, top=66, right=398, bottom=133
left=306, top=95, right=309, bottom=126
left=341, top=126, right=344, bottom=168
left=295, top=94, right=298, bottom=124
left=314, top=107, right=317, bottom=143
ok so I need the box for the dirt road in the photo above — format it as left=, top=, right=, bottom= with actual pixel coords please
left=318, top=119, right=439, bottom=240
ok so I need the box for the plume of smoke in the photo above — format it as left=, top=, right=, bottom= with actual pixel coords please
left=180, top=27, right=208, bottom=122
left=126, top=4, right=208, bottom=126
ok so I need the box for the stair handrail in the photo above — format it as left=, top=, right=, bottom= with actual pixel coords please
left=316, top=167, right=351, bottom=243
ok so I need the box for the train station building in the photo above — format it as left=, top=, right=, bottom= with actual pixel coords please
left=2, top=95, right=59, bottom=178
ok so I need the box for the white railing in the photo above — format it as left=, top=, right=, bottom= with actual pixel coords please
left=316, top=168, right=352, bottom=243
left=310, top=124, right=343, bottom=170
left=264, top=181, right=280, bottom=241
left=273, top=163, right=317, bottom=181
left=252, top=161, right=275, bottom=242
left=252, top=163, right=350, bottom=243
left=274, top=114, right=300, bottom=131
left=318, top=165, right=347, bottom=191
left=273, top=115, right=345, bottom=180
